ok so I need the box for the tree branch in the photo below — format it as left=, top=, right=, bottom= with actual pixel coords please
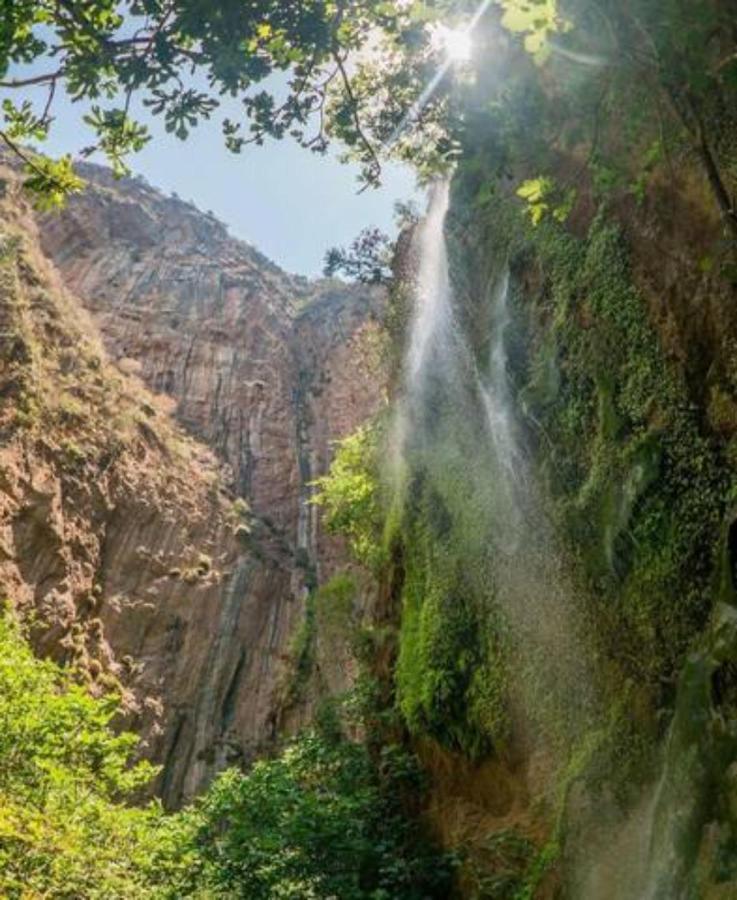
left=0, top=131, right=68, bottom=193
left=332, top=53, right=382, bottom=189
left=41, top=78, right=58, bottom=124
left=0, top=71, right=63, bottom=88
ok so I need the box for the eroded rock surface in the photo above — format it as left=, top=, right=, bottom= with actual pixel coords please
left=0, top=162, right=386, bottom=805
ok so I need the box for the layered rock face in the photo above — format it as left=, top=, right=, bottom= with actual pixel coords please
left=0, top=162, right=386, bottom=806
left=38, top=165, right=386, bottom=548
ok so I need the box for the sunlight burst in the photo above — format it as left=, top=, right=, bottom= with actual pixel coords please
left=387, top=0, right=493, bottom=149
left=432, top=24, right=474, bottom=64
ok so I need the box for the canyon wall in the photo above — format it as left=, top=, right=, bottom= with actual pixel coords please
left=0, top=161, right=386, bottom=806
left=373, top=154, right=737, bottom=894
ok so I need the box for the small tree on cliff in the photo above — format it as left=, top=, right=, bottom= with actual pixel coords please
left=324, top=226, right=393, bottom=284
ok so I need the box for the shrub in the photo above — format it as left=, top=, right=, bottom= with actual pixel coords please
left=185, top=730, right=453, bottom=900
left=311, top=425, right=385, bottom=570
left=0, top=611, right=183, bottom=899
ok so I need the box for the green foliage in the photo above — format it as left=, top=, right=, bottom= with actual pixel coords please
left=19, top=152, right=85, bottom=211
left=324, top=226, right=393, bottom=284
left=452, top=166, right=730, bottom=790
left=312, top=424, right=385, bottom=569
left=463, top=827, right=543, bottom=899
left=2, top=98, right=48, bottom=142
left=82, top=106, right=151, bottom=178
left=516, top=176, right=576, bottom=226
left=283, top=541, right=363, bottom=707
left=521, top=212, right=727, bottom=686
left=452, top=0, right=737, bottom=244
left=513, top=840, right=560, bottom=900
left=184, top=730, right=453, bottom=900
left=0, top=608, right=453, bottom=898
left=0, top=0, right=475, bottom=200
left=4, top=0, right=737, bottom=235
left=0, top=610, right=185, bottom=899
left=498, top=0, right=567, bottom=59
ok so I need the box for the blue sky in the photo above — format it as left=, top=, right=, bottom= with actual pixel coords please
left=5, top=77, right=419, bottom=277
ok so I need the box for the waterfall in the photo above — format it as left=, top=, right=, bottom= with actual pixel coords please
left=394, top=187, right=737, bottom=899
left=406, top=180, right=454, bottom=389
left=394, top=180, right=732, bottom=898
left=396, top=181, right=595, bottom=768
left=398, top=183, right=737, bottom=900
left=391, top=179, right=478, bottom=489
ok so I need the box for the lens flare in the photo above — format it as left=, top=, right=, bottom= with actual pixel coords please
left=432, top=24, right=473, bottom=63
left=386, top=0, right=493, bottom=149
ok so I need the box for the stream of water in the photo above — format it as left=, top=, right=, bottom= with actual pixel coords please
left=396, top=181, right=737, bottom=898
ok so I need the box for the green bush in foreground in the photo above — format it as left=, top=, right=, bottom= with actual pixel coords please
left=0, top=611, right=451, bottom=899
left=190, top=733, right=453, bottom=899
left=0, top=612, right=185, bottom=899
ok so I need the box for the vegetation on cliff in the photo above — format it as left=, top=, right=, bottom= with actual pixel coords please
left=307, top=2, right=737, bottom=892
left=0, top=606, right=452, bottom=899
left=5, top=0, right=737, bottom=897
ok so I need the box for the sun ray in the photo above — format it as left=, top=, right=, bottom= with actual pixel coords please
left=386, top=0, right=494, bottom=150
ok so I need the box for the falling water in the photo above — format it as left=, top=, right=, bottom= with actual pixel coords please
left=397, top=184, right=737, bottom=898
left=479, top=270, right=529, bottom=556
left=406, top=181, right=455, bottom=388
left=390, top=179, right=477, bottom=487
left=474, top=249, right=595, bottom=759
left=397, top=180, right=595, bottom=773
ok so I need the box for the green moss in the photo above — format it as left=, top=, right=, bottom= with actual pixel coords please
left=393, top=413, right=512, bottom=756
left=511, top=211, right=730, bottom=690
left=397, top=536, right=503, bottom=755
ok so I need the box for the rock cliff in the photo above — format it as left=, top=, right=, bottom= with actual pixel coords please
left=0, top=161, right=387, bottom=806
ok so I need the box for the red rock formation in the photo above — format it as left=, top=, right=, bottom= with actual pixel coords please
left=0, top=161, right=387, bottom=806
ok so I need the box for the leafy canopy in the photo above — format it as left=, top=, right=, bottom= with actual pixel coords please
left=6, top=0, right=736, bottom=235
left=0, top=0, right=483, bottom=204
left=187, top=730, right=453, bottom=899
